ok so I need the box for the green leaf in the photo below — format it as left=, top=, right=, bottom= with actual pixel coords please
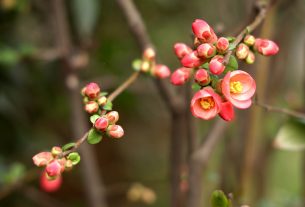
left=201, top=62, right=209, bottom=69
left=67, top=152, right=81, bottom=165
left=211, top=190, right=229, bottom=207
left=87, top=128, right=103, bottom=144
left=228, top=43, right=237, bottom=51
left=226, top=37, right=236, bottom=43
left=99, top=92, right=108, bottom=97
left=274, top=120, right=305, bottom=151
left=0, top=48, right=20, bottom=66
left=132, top=59, right=142, bottom=71
left=192, top=83, right=201, bottom=92
left=103, top=101, right=113, bottom=111
left=90, top=114, right=100, bottom=124
left=62, top=142, right=76, bottom=151
left=224, top=55, right=238, bottom=73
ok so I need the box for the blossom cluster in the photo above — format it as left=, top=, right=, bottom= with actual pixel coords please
left=171, top=19, right=279, bottom=121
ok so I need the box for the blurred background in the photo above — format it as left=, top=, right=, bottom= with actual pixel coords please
left=0, top=0, right=304, bottom=206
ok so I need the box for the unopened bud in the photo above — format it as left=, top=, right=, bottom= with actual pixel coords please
left=243, top=34, right=256, bottom=46
left=209, top=55, right=225, bottom=75
left=197, top=43, right=216, bottom=58
left=140, top=61, right=150, bottom=72
left=84, top=101, right=99, bottom=114
left=170, top=68, right=192, bottom=86
left=254, top=38, right=279, bottom=56
left=32, top=152, right=53, bottom=167
left=245, top=51, right=255, bottom=64
left=65, top=160, right=73, bottom=171
left=181, top=51, right=204, bottom=68
left=83, top=82, right=100, bottom=99
left=143, top=48, right=156, bottom=61
left=152, top=64, right=171, bottom=79
left=236, top=43, right=249, bottom=60
left=45, top=160, right=62, bottom=178
left=173, top=43, right=192, bottom=59
left=40, top=171, right=62, bottom=192
left=194, top=69, right=210, bottom=86
left=94, top=117, right=109, bottom=131
left=216, top=37, right=229, bottom=53
left=107, top=125, right=124, bottom=138
left=97, top=96, right=107, bottom=106
left=192, top=19, right=218, bottom=43
left=105, top=111, right=119, bottom=124
left=51, top=146, right=62, bottom=157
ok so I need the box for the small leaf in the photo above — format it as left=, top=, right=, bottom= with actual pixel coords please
left=226, top=37, right=236, bottom=43
left=274, top=120, right=305, bottom=151
left=87, top=128, right=103, bottom=144
left=132, top=59, right=142, bottom=71
left=99, top=92, right=108, bottom=97
left=103, top=101, right=113, bottom=111
left=67, top=152, right=81, bottom=165
left=201, top=62, right=209, bottom=69
left=62, top=143, right=76, bottom=151
left=228, top=44, right=237, bottom=51
left=224, top=55, right=238, bottom=73
left=211, top=190, right=229, bottom=207
left=192, top=83, right=201, bottom=92
left=90, top=114, right=100, bottom=124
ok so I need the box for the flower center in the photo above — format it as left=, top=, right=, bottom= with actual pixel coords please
left=200, top=97, right=215, bottom=110
left=230, top=81, right=243, bottom=94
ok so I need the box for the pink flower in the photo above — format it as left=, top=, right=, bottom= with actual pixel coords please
left=254, top=38, right=279, bottom=56
left=221, top=70, right=256, bottom=109
left=173, top=43, right=192, bottom=59
left=236, top=43, right=249, bottom=60
left=192, top=19, right=218, bottom=43
left=152, top=64, right=171, bottom=79
left=83, top=82, right=100, bottom=99
left=84, top=101, right=99, bottom=114
left=40, top=171, right=62, bottom=192
left=170, top=68, right=192, bottom=86
left=194, top=69, right=210, bottom=86
left=216, top=37, right=229, bottom=53
left=197, top=43, right=216, bottom=58
left=190, top=87, right=222, bottom=120
left=105, top=111, right=119, bottom=124
left=107, top=125, right=124, bottom=138
left=209, top=55, right=225, bottom=75
left=95, top=117, right=109, bottom=131
left=181, top=51, right=205, bottom=68
left=45, top=160, right=62, bottom=178
left=219, top=101, right=235, bottom=121
left=32, top=152, right=53, bottom=167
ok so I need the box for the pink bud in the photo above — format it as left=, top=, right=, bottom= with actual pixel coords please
left=192, top=19, right=218, bottom=43
left=152, top=64, right=171, bottom=79
left=181, top=51, right=204, bottom=68
left=143, top=47, right=156, bottom=60
left=84, top=82, right=100, bottom=99
left=84, top=101, right=99, bottom=114
left=170, top=68, right=192, bottom=86
left=194, top=69, right=210, bottom=86
left=45, top=160, right=62, bottom=178
left=254, top=38, right=279, bottom=56
left=209, top=55, right=225, bottom=75
left=94, top=117, right=109, bottom=131
left=216, top=37, right=229, bottom=53
left=40, top=171, right=62, bottom=192
left=236, top=43, right=249, bottom=60
left=243, top=35, right=256, bottom=46
left=245, top=51, right=255, bottom=64
left=32, top=152, right=53, bottom=167
left=197, top=43, right=216, bottom=58
left=219, top=101, right=235, bottom=121
left=173, top=43, right=192, bottom=59
left=105, top=111, right=119, bottom=124
left=107, top=125, right=124, bottom=138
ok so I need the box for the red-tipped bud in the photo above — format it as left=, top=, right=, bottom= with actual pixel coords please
left=209, top=55, right=225, bottom=75
left=143, top=48, right=156, bottom=61
left=32, top=152, right=53, bottom=167
left=97, top=96, right=107, bottom=106
left=197, top=43, right=216, bottom=58
left=243, top=35, right=256, bottom=46
left=105, top=111, right=119, bottom=124
left=181, top=51, right=204, bottom=68
left=192, top=19, right=218, bottom=43
left=51, top=146, right=62, bottom=157
left=254, top=38, right=279, bottom=56
left=94, top=117, right=109, bottom=131
left=245, top=51, right=255, bottom=64
left=152, top=64, right=171, bottom=79
left=216, top=37, right=229, bottom=53
left=40, top=171, right=62, bottom=192
left=84, top=82, right=100, bottom=99
left=107, top=125, right=124, bottom=138
left=219, top=101, right=235, bottom=121
left=236, top=43, right=249, bottom=60
left=170, top=68, right=192, bottom=86
left=84, top=101, right=99, bottom=114
left=194, top=69, right=210, bottom=86
left=45, top=160, right=62, bottom=178
left=173, top=43, right=192, bottom=59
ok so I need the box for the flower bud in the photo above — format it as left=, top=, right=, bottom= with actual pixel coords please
left=236, top=43, right=249, bottom=60
left=209, top=55, right=225, bottom=75
left=245, top=51, right=255, bottom=64
left=219, top=101, right=235, bottom=121
left=32, top=152, right=53, bottom=167
left=84, top=101, right=99, bottom=114
left=194, top=69, right=210, bottom=86
left=254, top=38, right=279, bottom=56
left=105, top=111, right=119, bottom=124
left=152, top=64, right=171, bottom=79
left=84, top=82, right=100, bottom=99
left=57, top=158, right=67, bottom=173
left=181, top=51, right=204, bottom=68
left=197, top=43, right=216, bottom=58
left=143, top=47, right=155, bottom=61
left=45, top=160, right=62, bottom=178
left=216, top=37, right=229, bottom=53
left=40, top=171, right=62, bottom=192
left=94, top=117, right=109, bottom=131
left=97, top=96, right=107, bottom=106
left=140, top=61, right=150, bottom=72
left=170, top=68, right=192, bottom=86
left=173, top=43, right=192, bottom=59
left=51, top=146, right=62, bottom=157
left=192, top=19, right=218, bottom=43
left=243, top=34, right=256, bottom=46
left=107, top=125, right=124, bottom=138
left=65, top=160, right=73, bottom=171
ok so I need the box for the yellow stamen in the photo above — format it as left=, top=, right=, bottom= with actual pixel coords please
left=200, top=97, right=215, bottom=110
left=230, top=81, right=243, bottom=94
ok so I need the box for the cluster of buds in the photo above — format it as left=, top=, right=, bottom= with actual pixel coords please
left=171, top=19, right=279, bottom=121
left=133, top=47, right=171, bottom=79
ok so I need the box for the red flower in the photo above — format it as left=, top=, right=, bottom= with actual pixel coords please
left=40, top=171, right=62, bottom=192
left=152, top=64, right=171, bottom=79
left=194, top=69, right=210, bottom=86
left=45, top=160, right=63, bottom=178
left=173, top=43, right=192, bottom=59
left=83, top=82, right=100, bottom=99
left=32, top=152, right=53, bottom=167
left=216, top=37, right=229, bottom=53
left=170, top=68, right=192, bottom=86
left=95, top=117, right=109, bottom=131
left=181, top=51, right=204, bottom=68
left=192, top=19, right=217, bottom=43
left=254, top=38, right=279, bottom=56
left=221, top=70, right=256, bottom=109
left=209, top=55, right=225, bottom=75
left=190, top=87, right=222, bottom=120
left=219, top=101, right=235, bottom=121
